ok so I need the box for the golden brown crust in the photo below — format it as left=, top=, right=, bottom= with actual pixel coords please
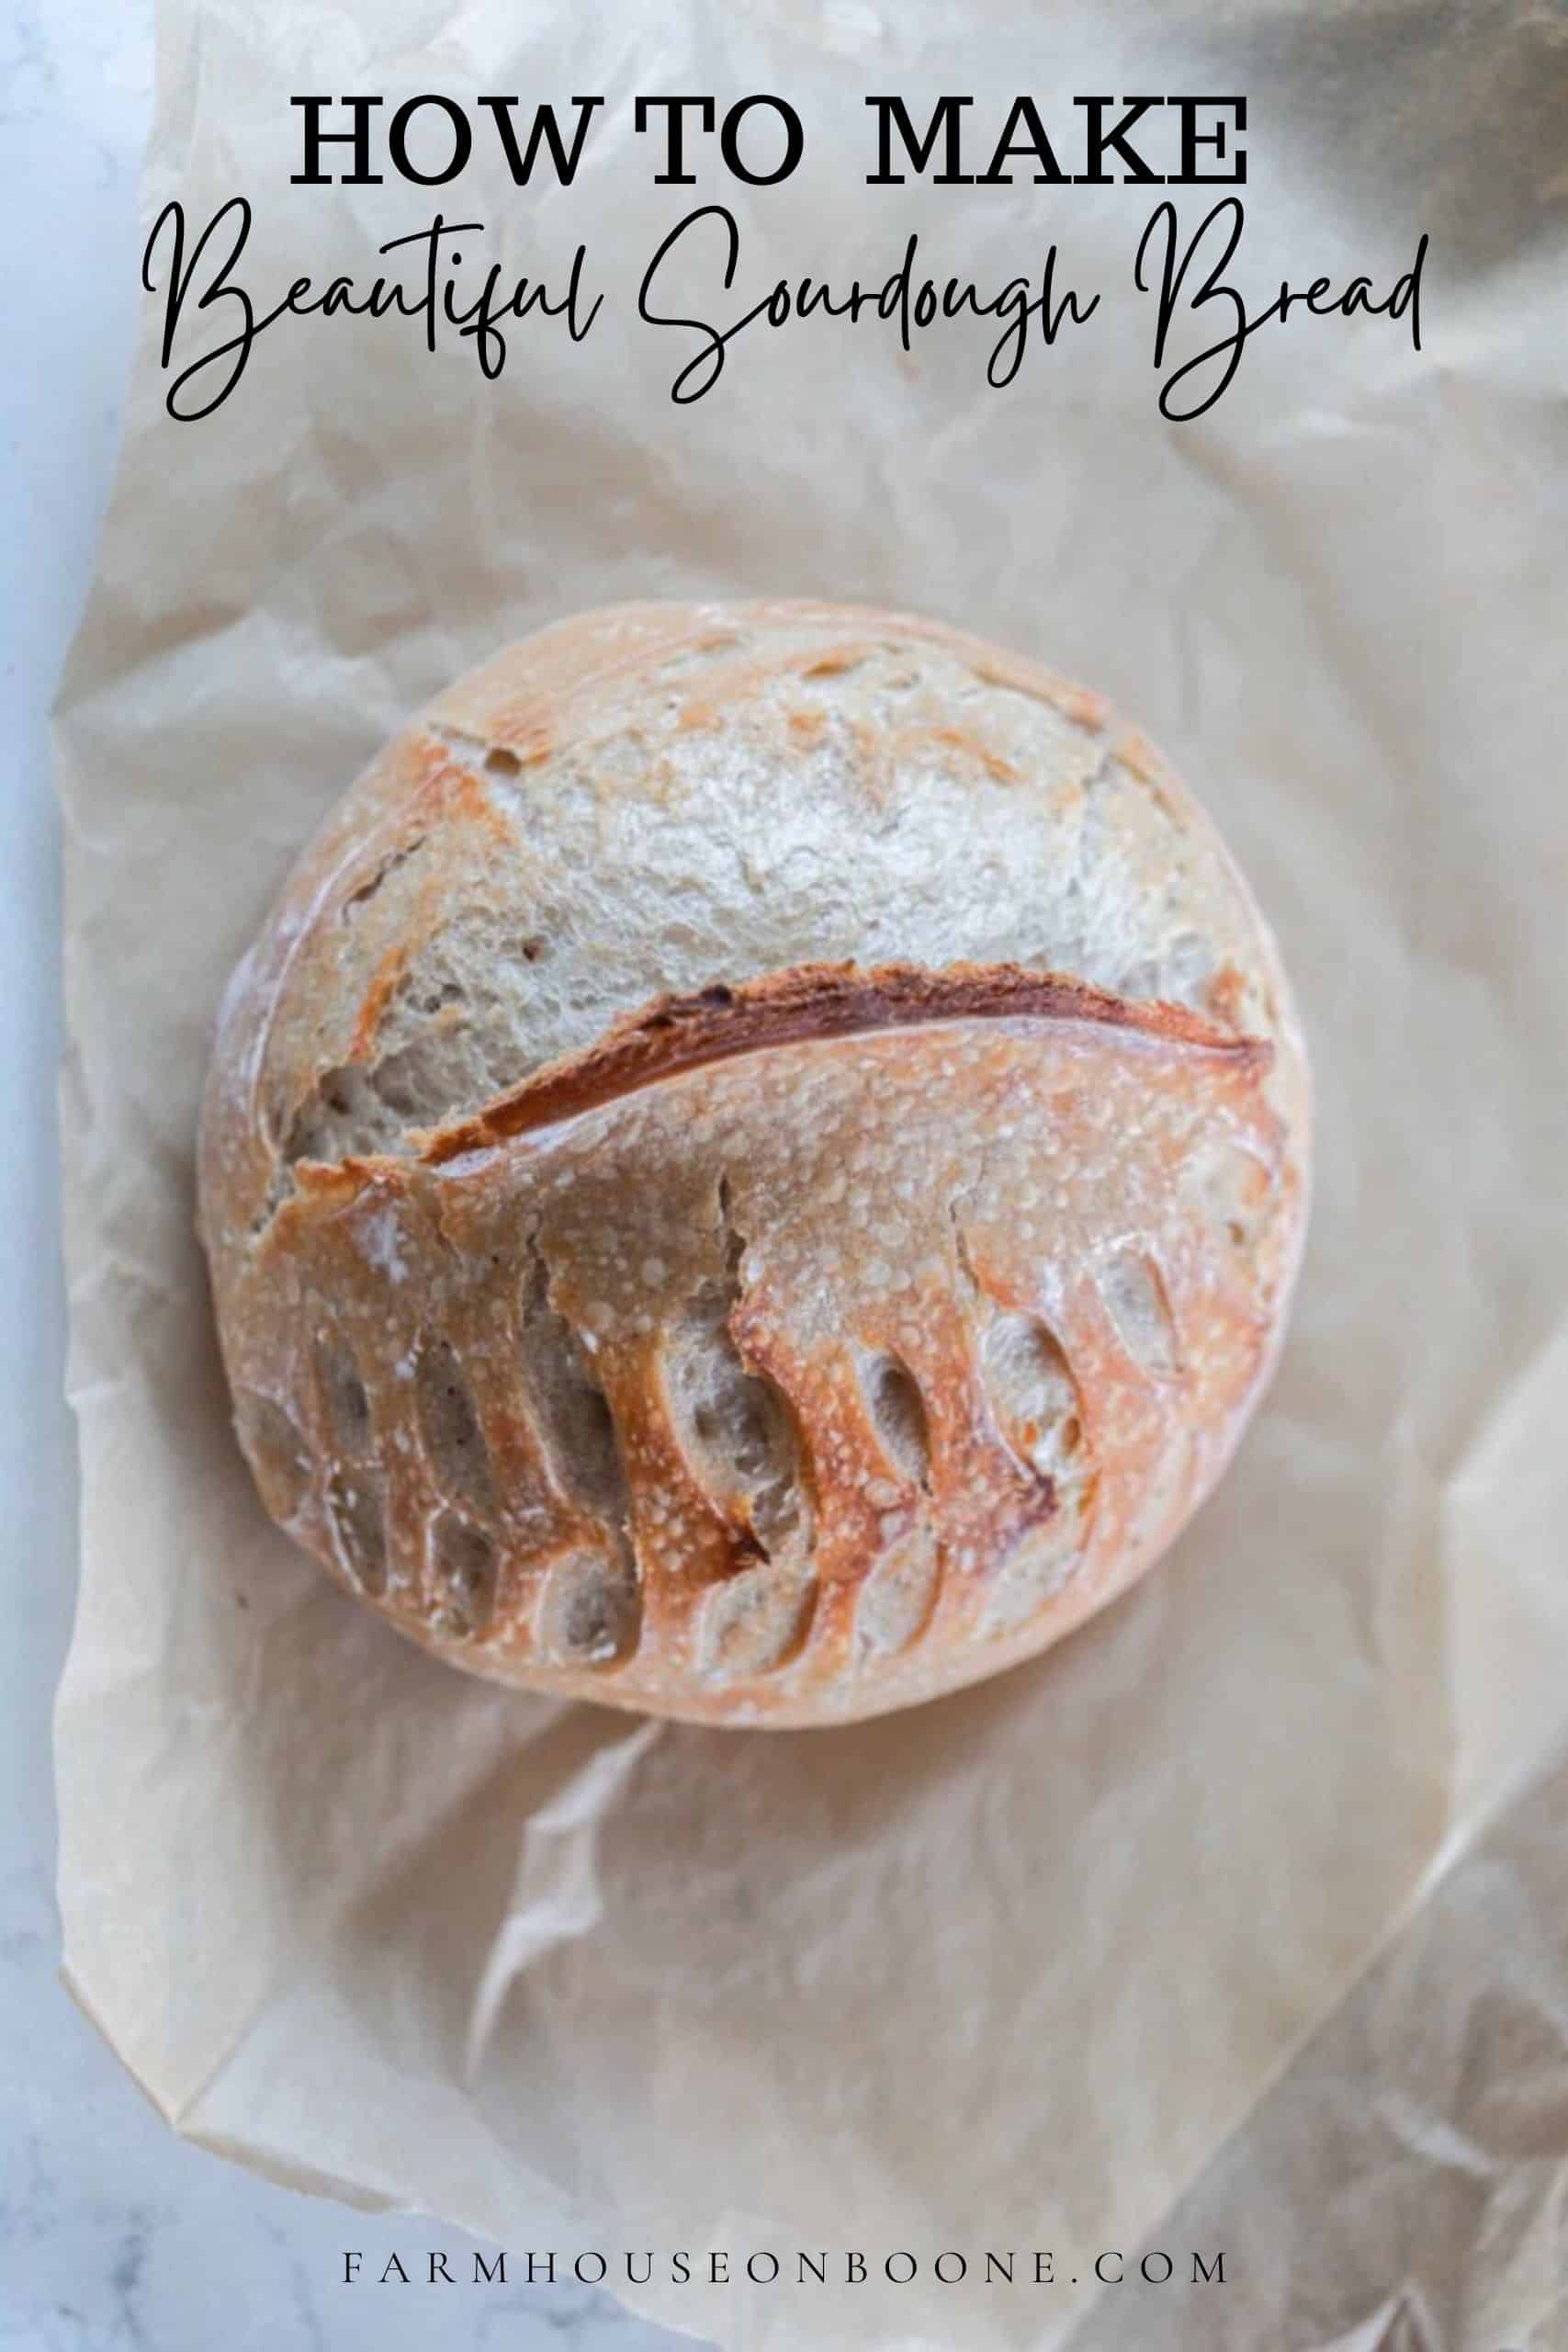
left=213, top=996, right=1299, bottom=1726
left=199, top=599, right=1311, bottom=1727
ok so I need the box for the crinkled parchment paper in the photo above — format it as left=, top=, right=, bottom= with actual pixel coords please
left=54, top=2, right=1568, bottom=2346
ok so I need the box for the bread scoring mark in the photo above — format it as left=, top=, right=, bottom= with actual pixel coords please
left=979, top=1311, right=1083, bottom=1481
left=942, top=1184, right=1100, bottom=1630
left=662, top=1177, right=811, bottom=1568
left=697, top=1561, right=817, bottom=1683
left=421, top=960, right=1270, bottom=1162
left=269, top=956, right=520, bottom=1194
left=536, top=1548, right=640, bottom=1667
left=313, top=1329, right=372, bottom=1458
left=519, top=1235, right=633, bottom=1530
left=950, top=1174, right=1077, bottom=1475
left=1188, top=1136, right=1275, bottom=1255
left=428, top=1509, right=499, bottom=1638
left=860, top=1351, right=932, bottom=1489
left=854, top=1525, right=940, bottom=1659
left=326, top=1465, right=388, bottom=1596
left=413, top=1333, right=497, bottom=1521
left=279, top=1060, right=424, bottom=1180
left=968, top=1306, right=1097, bottom=1635
left=1098, top=1248, right=1181, bottom=1377
left=232, top=1388, right=312, bottom=1522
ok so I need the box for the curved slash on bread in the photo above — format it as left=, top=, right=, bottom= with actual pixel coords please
left=417, top=960, right=1271, bottom=1162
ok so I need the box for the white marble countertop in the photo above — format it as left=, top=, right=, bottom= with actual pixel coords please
left=0, top=5, right=691, bottom=2344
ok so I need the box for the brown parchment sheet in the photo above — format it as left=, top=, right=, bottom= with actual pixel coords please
left=52, top=2, right=1568, bottom=2346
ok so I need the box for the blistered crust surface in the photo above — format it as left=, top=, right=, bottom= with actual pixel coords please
left=199, top=601, right=1310, bottom=1726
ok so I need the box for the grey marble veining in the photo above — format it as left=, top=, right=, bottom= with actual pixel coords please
left=0, top=4, right=696, bottom=2345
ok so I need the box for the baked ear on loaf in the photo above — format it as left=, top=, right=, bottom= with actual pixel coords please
left=197, top=601, right=1310, bottom=1726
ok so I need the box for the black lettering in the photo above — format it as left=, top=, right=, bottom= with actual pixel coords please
left=886, top=2253, right=917, bottom=2282
left=1174, top=96, right=1247, bottom=184
left=635, top=95, right=716, bottom=183
left=986, top=2252, right=1015, bottom=2282
left=1075, top=95, right=1164, bottom=184
left=1192, top=2250, right=1226, bottom=2283
left=478, top=95, right=603, bottom=187
left=935, top=2252, right=966, bottom=2283
left=977, top=95, right=1067, bottom=185
left=376, top=216, right=477, bottom=354
left=1142, top=2251, right=1174, bottom=2282
left=388, top=96, right=470, bottom=186
left=1096, top=2252, right=1123, bottom=2284
left=720, top=96, right=803, bottom=185
left=1034, top=2253, right=1055, bottom=2282
left=986, top=246, right=1098, bottom=388
left=141, top=197, right=257, bottom=421
left=473, top=2253, right=506, bottom=2283
left=864, top=94, right=973, bottom=184
left=343, top=2253, right=362, bottom=2282
left=427, top=2254, right=453, bottom=2284
left=637, top=203, right=746, bottom=402
left=1134, top=196, right=1247, bottom=419
left=290, top=95, right=383, bottom=185
left=798, top=2252, right=828, bottom=2282
left=380, top=2256, right=409, bottom=2284
left=626, top=2254, right=653, bottom=2286
left=1392, top=233, right=1427, bottom=346
left=747, top=2252, right=780, bottom=2283
left=525, top=2253, right=555, bottom=2283
left=576, top=2254, right=607, bottom=2284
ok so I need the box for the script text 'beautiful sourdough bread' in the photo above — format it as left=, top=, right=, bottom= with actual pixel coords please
left=198, top=602, right=1309, bottom=1726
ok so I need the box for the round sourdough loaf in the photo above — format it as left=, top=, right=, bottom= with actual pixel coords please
left=198, top=601, right=1309, bottom=1726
